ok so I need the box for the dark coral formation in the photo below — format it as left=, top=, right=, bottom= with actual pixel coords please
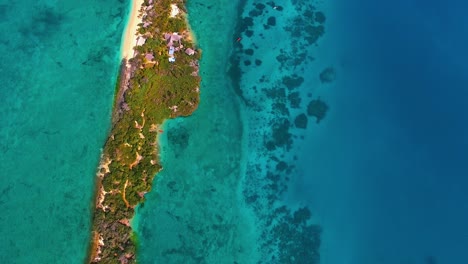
left=285, top=11, right=325, bottom=45
left=256, top=3, right=266, bottom=9
left=272, top=102, right=289, bottom=116
left=307, top=99, right=328, bottom=123
left=167, top=125, right=190, bottom=158
left=271, top=118, right=293, bottom=150
left=319, top=67, right=336, bottom=83
left=294, top=113, right=308, bottom=129
left=267, top=16, right=276, bottom=26
left=282, top=75, right=304, bottom=90
left=269, top=206, right=321, bottom=264
left=288, top=92, right=301, bottom=108
left=314, top=11, right=326, bottom=24
left=249, top=8, right=263, bottom=17
left=228, top=0, right=330, bottom=262
left=276, top=161, right=288, bottom=171
left=262, top=87, right=285, bottom=99
left=239, top=17, right=254, bottom=31
left=245, top=48, right=254, bottom=55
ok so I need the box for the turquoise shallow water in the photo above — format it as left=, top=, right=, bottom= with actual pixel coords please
left=0, top=1, right=127, bottom=262
left=134, top=0, right=259, bottom=262
left=136, top=0, right=325, bottom=263
left=5, top=0, right=465, bottom=263
left=136, top=0, right=468, bottom=262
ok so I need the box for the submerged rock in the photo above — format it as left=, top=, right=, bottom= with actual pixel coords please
left=304, top=25, right=325, bottom=45
left=319, top=67, right=336, bottom=83
left=255, top=3, right=266, bottom=10
left=245, top=48, right=254, bottom=55
left=240, top=17, right=254, bottom=31
left=276, top=161, right=288, bottom=171
left=314, top=11, right=326, bottom=24
left=249, top=9, right=262, bottom=17
left=288, top=92, right=301, bottom=108
left=267, top=16, right=276, bottom=26
left=294, top=113, right=308, bottom=129
left=307, top=99, right=328, bottom=123
left=265, top=141, right=276, bottom=151
left=269, top=205, right=322, bottom=264
left=167, top=125, right=190, bottom=157
left=282, top=74, right=304, bottom=89
left=271, top=118, right=292, bottom=149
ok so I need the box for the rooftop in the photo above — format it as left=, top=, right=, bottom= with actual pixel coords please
left=164, top=33, right=182, bottom=47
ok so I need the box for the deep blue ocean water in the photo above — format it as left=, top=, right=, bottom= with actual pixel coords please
left=293, top=0, right=468, bottom=263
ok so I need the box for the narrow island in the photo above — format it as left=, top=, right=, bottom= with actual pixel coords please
left=87, top=0, right=201, bottom=262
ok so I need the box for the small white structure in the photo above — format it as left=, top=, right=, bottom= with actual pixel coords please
left=185, top=48, right=195, bottom=56
left=136, top=37, right=146, bottom=46
left=168, top=46, right=176, bottom=62
left=170, top=4, right=180, bottom=17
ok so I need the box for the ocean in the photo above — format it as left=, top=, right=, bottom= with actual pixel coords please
left=136, top=0, right=328, bottom=262
left=0, top=0, right=127, bottom=262
left=1, top=0, right=467, bottom=263
left=137, top=0, right=468, bottom=263
left=295, top=1, right=468, bottom=263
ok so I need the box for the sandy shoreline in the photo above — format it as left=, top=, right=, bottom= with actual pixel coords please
left=121, top=0, right=144, bottom=60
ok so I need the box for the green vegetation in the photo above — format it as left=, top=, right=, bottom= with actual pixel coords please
left=89, top=0, right=200, bottom=263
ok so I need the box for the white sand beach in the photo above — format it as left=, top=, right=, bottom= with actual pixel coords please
left=121, top=0, right=145, bottom=60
